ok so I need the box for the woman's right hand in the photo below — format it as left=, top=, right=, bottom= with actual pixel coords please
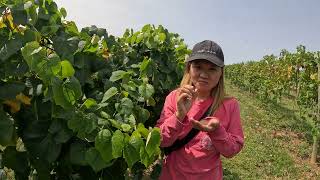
left=175, top=85, right=197, bottom=121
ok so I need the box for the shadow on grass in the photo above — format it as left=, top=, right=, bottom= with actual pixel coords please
left=223, top=168, right=241, bottom=180
left=255, top=98, right=314, bottom=143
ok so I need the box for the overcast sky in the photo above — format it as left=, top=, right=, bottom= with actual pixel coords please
left=55, top=0, right=320, bottom=65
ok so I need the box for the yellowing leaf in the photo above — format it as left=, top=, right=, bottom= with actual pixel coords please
left=2, top=93, right=31, bottom=113
left=5, top=13, right=15, bottom=30
left=0, top=17, right=7, bottom=29
left=287, top=66, right=292, bottom=73
left=90, top=34, right=99, bottom=45
left=310, top=73, right=317, bottom=80
left=287, top=66, right=293, bottom=78
left=16, top=93, right=31, bottom=105
left=17, top=25, right=27, bottom=34
left=4, top=100, right=21, bottom=113
left=102, top=48, right=110, bottom=59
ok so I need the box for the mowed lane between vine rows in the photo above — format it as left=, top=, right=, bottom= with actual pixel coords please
left=221, top=80, right=320, bottom=180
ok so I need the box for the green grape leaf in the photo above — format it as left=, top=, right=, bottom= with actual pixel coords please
left=137, top=108, right=150, bottom=123
left=41, top=25, right=60, bottom=36
left=62, top=77, right=82, bottom=105
left=0, top=38, right=23, bottom=61
left=82, top=98, right=97, bottom=109
left=121, top=124, right=132, bottom=132
left=60, top=7, right=67, bottom=18
left=123, top=143, right=139, bottom=169
left=21, top=41, right=46, bottom=71
left=95, top=129, right=113, bottom=163
left=140, top=58, right=150, bottom=72
left=140, top=146, right=152, bottom=168
left=60, top=60, right=75, bottom=78
left=52, top=77, right=72, bottom=109
left=138, top=83, right=154, bottom=99
left=145, top=128, right=161, bottom=156
left=0, top=110, right=16, bottom=146
left=0, top=82, right=25, bottom=100
left=101, top=87, right=118, bottom=103
left=85, top=147, right=110, bottom=172
left=68, top=112, right=98, bottom=139
left=158, top=33, right=166, bottom=43
left=70, top=142, right=87, bottom=166
left=48, top=119, right=73, bottom=143
left=110, top=70, right=127, bottom=82
left=119, top=97, right=134, bottom=115
left=137, top=123, right=149, bottom=139
left=111, top=130, right=124, bottom=158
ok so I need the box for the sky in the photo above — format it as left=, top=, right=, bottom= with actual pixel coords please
left=55, top=0, right=320, bottom=65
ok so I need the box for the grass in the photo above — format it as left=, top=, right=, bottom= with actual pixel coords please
left=222, top=80, right=320, bottom=179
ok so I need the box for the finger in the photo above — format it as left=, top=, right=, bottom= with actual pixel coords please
left=180, top=87, right=194, bottom=98
left=201, top=120, right=219, bottom=132
left=177, top=93, right=191, bottom=113
left=208, top=121, right=218, bottom=129
left=200, top=121, right=212, bottom=131
left=193, top=88, right=198, bottom=98
left=178, top=93, right=192, bottom=102
left=204, top=117, right=220, bottom=124
left=191, top=119, right=202, bottom=130
left=191, top=120, right=210, bottom=131
left=181, top=85, right=196, bottom=94
left=183, top=85, right=195, bottom=91
left=209, top=117, right=219, bottom=124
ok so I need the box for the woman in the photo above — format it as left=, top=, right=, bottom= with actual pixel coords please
left=156, top=40, right=244, bottom=180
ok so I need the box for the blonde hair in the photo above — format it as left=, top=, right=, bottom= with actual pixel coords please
left=180, top=62, right=231, bottom=116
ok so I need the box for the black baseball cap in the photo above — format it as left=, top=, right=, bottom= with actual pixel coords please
left=186, top=40, right=224, bottom=67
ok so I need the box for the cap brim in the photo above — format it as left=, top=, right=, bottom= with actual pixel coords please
left=186, top=54, right=224, bottom=67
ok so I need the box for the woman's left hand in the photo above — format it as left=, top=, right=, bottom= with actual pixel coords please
left=191, top=117, right=220, bottom=132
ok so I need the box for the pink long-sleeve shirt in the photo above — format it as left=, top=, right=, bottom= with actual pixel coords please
left=156, top=89, right=244, bottom=180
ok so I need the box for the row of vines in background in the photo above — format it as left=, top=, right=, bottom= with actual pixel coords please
left=0, top=0, right=190, bottom=179
left=225, top=46, right=320, bottom=164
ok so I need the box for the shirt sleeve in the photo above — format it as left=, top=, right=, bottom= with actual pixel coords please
left=155, top=90, right=186, bottom=147
left=209, top=99, right=244, bottom=158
